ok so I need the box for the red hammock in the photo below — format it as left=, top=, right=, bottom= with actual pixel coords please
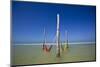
left=42, top=44, right=53, bottom=52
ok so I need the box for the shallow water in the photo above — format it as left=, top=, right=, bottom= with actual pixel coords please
left=12, top=43, right=96, bottom=65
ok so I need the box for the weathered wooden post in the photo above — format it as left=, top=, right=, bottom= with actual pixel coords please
left=56, top=14, right=61, bottom=57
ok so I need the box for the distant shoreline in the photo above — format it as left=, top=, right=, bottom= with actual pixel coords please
left=12, top=42, right=96, bottom=45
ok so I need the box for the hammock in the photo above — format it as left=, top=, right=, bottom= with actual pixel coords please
left=42, top=43, right=53, bottom=52
left=60, top=40, right=69, bottom=51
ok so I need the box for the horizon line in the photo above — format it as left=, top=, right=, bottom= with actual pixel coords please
left=13, top=41, right=96, bottom=45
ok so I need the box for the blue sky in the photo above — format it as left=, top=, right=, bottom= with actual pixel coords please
left=12, top=1, right=96, bottom=43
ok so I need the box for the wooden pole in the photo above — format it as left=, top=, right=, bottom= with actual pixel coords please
left=64, top=30, right=68, bottom=50
left=43, top=28, right=46, bottom=50
left=56, top=14, right=60, bottom=57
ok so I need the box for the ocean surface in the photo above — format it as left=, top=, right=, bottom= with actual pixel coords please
left=12, top=43, right=96, bottom=65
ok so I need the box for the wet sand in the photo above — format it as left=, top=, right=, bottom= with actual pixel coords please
left=12, top=43, right=96, bottom=65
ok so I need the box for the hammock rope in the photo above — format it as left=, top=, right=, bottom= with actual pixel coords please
left=42, top=36, right=56, bottom=52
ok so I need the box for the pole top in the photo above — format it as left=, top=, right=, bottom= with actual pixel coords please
left=57, top=13, right=59, bottom=17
